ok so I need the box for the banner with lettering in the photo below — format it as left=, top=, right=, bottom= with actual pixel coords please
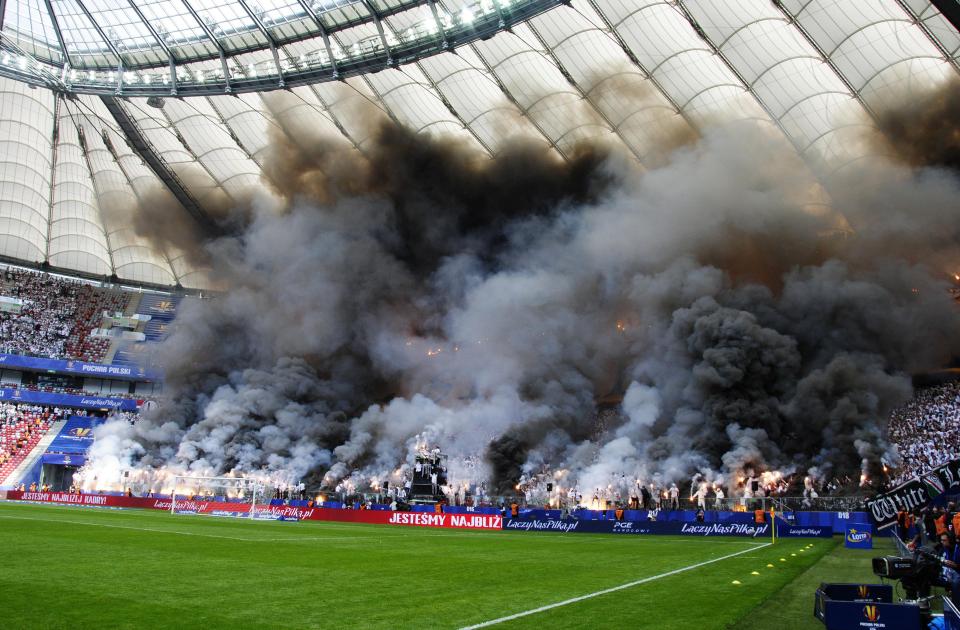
left=503, top=518, right=831, bottom=538
left=0, top=353, right=161, bottom=381
left=0, top=388, right=140, bottom=411
left=47, top=416, right=100, bottom=454
left=3, top=492, right=503, bottom=530
left=507, top=518, right=761, bottom=537
left=866, top=458, right=960, bottom=530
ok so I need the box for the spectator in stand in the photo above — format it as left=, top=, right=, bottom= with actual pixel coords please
left=0, top=402, right=65, bottom=479
left=888, top=381, right=960, bottom=486
left=0, top=268, right=127, bottom=362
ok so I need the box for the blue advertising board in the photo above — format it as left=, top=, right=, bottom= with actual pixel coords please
left=504, top=518, right=831, bottom=538
left=47, top=416, right=99, bottom=454
left=845, top=525, right=874, bottom=549
left=0, top=387, right=139, bottom=411
left=776, top=521, right=835, bottom=538
left=41, top=452, right=86, bottom=466
left=815, top=583, right=920, bottom=630
left=0, top=352, right=161, bottom=381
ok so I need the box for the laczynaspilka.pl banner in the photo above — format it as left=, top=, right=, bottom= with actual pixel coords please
left=866, top=458, right=960, bottom=530
left=503, top=518, right=832, bottom=538
left=0, top=388, right=140, bottom=411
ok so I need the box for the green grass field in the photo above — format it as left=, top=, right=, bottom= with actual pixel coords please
left=0, top=502, right=888, bottom=629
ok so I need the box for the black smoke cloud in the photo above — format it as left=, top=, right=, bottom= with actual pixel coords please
left=80, top=105, right=960, bottom=496
left=874, top=77, right=960, bottom=171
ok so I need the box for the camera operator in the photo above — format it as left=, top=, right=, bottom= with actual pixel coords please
left=936, top=532, right=960, bottom=607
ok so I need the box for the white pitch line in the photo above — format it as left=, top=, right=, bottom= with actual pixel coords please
left=459, top=542, right=772, bottom=629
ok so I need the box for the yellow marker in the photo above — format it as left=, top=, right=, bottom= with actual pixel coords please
left=791, top=553, right=797, bottom=557
left=751, top=571, right=760, bottom=575
left=732, top=580, right=742, bottom=585
left=766, top=563, right=775, bottom=568
left=780, top=558, right=787, bottom=562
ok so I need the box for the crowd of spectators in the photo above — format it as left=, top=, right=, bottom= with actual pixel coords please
left=0, top=402, right=67, bottom=481
left=0, top=269, right=128, bottom=363
left=888, top=380, right=960, bottom=486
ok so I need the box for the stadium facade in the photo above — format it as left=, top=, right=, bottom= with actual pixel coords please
left=0, top=0, right=957, bottom=289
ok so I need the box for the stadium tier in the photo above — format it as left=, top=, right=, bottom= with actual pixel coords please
left=0, top=268, right=127, bottom=362
left=0, top=267, right=176, bottom=402
left=0, top=403, right=61, bottom=484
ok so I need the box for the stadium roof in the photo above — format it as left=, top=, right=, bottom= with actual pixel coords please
left=0, top=0, right=958, bottom=288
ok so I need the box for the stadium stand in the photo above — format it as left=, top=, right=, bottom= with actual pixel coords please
left=0, top=269, right=129, bottom=363
left=0, top=403, right=65, bottom=483
left=888, top=380, right=960, bottom=486
left=113, top=294, right=180, bottom=368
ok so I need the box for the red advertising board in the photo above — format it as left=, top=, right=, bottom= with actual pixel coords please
left=4, top=491, right=502, bottom=530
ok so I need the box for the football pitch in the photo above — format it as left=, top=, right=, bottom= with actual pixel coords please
left=0, top=502, right=879, bottom=629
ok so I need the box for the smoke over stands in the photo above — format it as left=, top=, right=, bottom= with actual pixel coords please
left=79, top=102, right=960, bottom=498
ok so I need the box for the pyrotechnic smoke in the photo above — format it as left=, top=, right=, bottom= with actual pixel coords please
left=80, top=99, right=960, bottom=498
left=873, top=77, right=960, bottom=172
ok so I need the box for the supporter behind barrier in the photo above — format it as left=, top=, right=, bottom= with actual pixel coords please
left=889, top=381, right=960, bottom=486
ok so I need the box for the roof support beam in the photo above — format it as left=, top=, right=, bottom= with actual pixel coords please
left=295, top=0, right=338, bottom=77
left=362, top=1, right=394, bottom=65
left=370, top=10, right=491, bottom=154
left=930, top=0, right=960, bottom=33
left=525, top=21, right=645, bottom=164
left=74, top=0, right=125, bottom=93
left=671, top=0, right=807, bottom=155
left=73, top=122, right=117, bottom=276
left=0, top=0, right=564, bottom=96
left=237, top=0, right=285, bottom=87
left=892, top=0, right=960, bottom=73
left=181, top=0, right=232, bottom=93
left=125, top=0, right=179, bottom=94
left=584, top=0, right=699, bottom=136
left=99, top=108, right=182, bottom=285
left=426, top=0, right=450, bottom=49
left=0, top=0, right=5, bottom=32
left=100, top=95, right=219, bottom=234
left=770, top=0, right=878, bottom=122
left=45, top=93, right=61, bottom=266
left=42, top=0, right=71, bottom=81
left=469, top=43, right=569, bottom=159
